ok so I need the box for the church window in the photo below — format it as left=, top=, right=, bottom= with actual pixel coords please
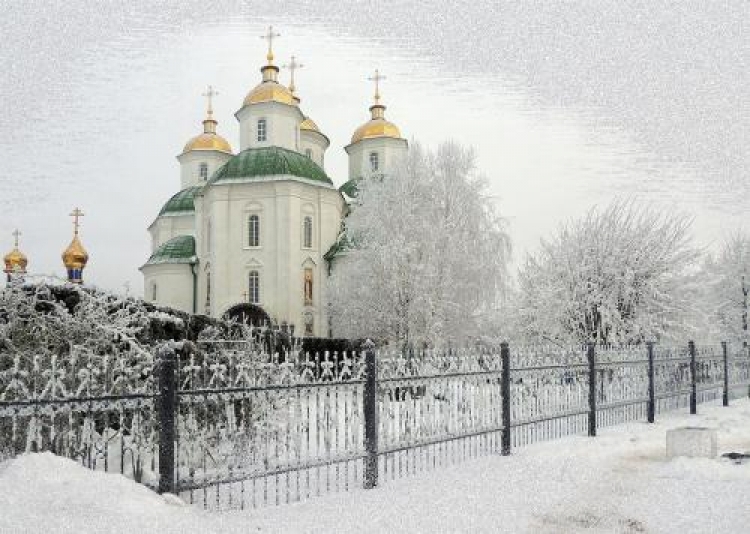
left=305, top=148, right=312, bottom=159
left=303, top=216, right=313, bottom=248
left=257, top=118, right=267, bottom=142
left=248, top=270, right=260, bottom=304
left=205, top=272, right=211, bottom=310
left=248, top=214, right=260, bottom=247
left=151, top=283, right=157, bottom=301
left=199, top=162, right=208, bottom=180
left=369, top=151, right=379, bottom=172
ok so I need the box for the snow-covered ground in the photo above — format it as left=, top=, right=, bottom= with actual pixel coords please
left=2, top=400, right=749, bottom=534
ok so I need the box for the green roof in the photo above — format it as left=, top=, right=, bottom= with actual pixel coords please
left=144, top=235, right=196, bottom=265
left=339, top=178, right=361, bottom=199
left=159, top=186, right=202, bottom=216
left=207, top=146, right=332, bottom=186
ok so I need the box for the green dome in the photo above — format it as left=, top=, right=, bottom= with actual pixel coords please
left=207, top=146, right=332, bottom=186
left=144, top=235, right=196, bottom=265
left=339, top=178, right=361, bottom=199
left=159, top=186, right=202, bottom=216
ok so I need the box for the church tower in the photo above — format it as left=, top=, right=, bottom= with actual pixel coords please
left=344, top=70, right=408, bottom=185
left=3, top=229, right=28, bottom=283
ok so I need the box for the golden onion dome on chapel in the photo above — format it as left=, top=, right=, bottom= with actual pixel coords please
left=3, top=237, right=28, bottom=273
left=242, top=28, right=297, bottom=108
left=300, top=117, right=320, bottom=133
left=62, top=234, right=89, bottom=270
left=183, top=86, right=233, bottom=155
left=351, top=104, right=402, bottom=144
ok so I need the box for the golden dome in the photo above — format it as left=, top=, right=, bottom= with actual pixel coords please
left=3, top=247, right=27, bottom=273
left=243, top=81, right=296, bottom=107
left=351, top=118, right=401, bottom=144
left=183, top=131, right=233, bottom=154
left=300, top=117, right=320, bottom=133
left=62, top=235, right=89, bottom=270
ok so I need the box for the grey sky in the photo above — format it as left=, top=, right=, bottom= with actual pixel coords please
left=0, top=1, right=747, bottom=294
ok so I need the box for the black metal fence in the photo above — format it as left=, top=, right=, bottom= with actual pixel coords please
left=1, top=340, right=749, bottom=510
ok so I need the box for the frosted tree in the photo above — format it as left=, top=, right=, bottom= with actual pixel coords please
left=516, top=201, right=698, bottom=345
left=327, top=142, right=511, bottom=347
left=700, top=232, right=750, bottom=345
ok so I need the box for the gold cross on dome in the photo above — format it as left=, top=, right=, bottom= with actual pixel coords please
left=368, top=69, right=386, bottom=104
left=70, top=207, right=84, bottom=235
left=11, top=229, right=20, bottom=248
left=283, top=56, right=304, bottom=93
left=260, top=25, right=280, bottom=63
left=202, top=85, right=218, bottom=117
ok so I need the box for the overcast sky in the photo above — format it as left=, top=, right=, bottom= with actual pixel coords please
left=0, top=1, right=747, bottom=294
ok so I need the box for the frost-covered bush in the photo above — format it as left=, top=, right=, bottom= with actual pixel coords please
left=516, top=201, right=699, bottom=345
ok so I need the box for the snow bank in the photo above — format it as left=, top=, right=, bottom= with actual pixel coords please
left=2, top=401, right=750, bottom=533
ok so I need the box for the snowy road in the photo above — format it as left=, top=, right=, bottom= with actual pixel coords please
left=1, top=400, right=749, bottom=533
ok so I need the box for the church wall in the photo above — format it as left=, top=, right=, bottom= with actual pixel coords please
left=346, top=137, right=408, bottom=180
left=148, top=214, right=195, bottom=251
left=141, top=263, right=194, bottom=313
left=196, top=179, right=343, bottom=334
left=299, top=131, right=328, bottom=169
left=236, top=102, right=304, bottom=153
left=177, top=150, right=232, bottom=189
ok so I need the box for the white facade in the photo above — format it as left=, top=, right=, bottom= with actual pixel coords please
left=141, top=49, right=407, bottom=337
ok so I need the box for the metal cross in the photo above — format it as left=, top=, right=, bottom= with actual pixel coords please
left=260, top=25, right=280, bottom=62
left=242, top=291, right=249, bottom=302
left=202, top=85, right=218, bottom=116
left=368, top=69, right=386, bottom=104
left=70, top=207, right=84, bottom=235
left=283, top=56, right=304, bottom=93
left=11, top=229, right=20, bottom=248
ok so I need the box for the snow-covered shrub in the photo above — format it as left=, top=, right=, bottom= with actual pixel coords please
left=516, top=201, right=699, bottom=345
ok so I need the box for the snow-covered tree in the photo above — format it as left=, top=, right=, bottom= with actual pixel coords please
left=700, top=232, right=750, bottom=345
left=327, top=141, right=511, bottom=347
left=516, top=201, right=698, bottom=345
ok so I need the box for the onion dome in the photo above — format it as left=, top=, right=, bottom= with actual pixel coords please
left=183, top=85, right=233, bottom=154
left=3, top=230, right=28, bottom=276
left=351, top=69, right=402, bottom=144
left=144, top=235, right=196, bottom=266
left=300, top=117, right=320, bottom=133
left=62, top=208, right=89, bottom=284
left=243, top=27, right=296, bottom=107
left=207, top=146, right=332, bottom=186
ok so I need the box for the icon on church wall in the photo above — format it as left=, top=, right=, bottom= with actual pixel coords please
left=303, top=309, right=314, bottom=336
left=304, top=268, right=313, bottom=305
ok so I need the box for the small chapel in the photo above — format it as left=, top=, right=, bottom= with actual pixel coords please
left=140, top=27, right=408, bottom=336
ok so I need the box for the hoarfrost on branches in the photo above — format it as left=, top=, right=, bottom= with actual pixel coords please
left=516, top=201, right=698, bottom=345
left=327, top=142, right=511, bottom=347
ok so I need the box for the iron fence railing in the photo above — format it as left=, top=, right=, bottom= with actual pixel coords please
left=1, top=340, right=749, bottom=510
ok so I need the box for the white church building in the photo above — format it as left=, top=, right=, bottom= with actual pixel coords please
left=141, top=29, right=407, bottom=336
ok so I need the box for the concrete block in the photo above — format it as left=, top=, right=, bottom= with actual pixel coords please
left=666, top=426, right=717, bottom=459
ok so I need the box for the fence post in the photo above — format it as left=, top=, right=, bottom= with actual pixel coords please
left=587, top=343, right=597, bottom=437
left=156, top=345, right=177, bottom=495
left=647, top=341, right=655, bottom=423
left=689, top=340, right=697, bottom=415
left=722, top=341, right=729, bottom=407
left=500, top=342, right=511, bottom=456
left=363, top=339, right=379, bottom=489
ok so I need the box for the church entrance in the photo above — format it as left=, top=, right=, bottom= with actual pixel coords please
left=223, top=303, right=270, bottom=327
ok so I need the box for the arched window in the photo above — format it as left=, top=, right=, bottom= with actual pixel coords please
left=257, top=118, right=267, bottom=142
left=151, top=283, right=157, bottom=301
left=248, top=270, right=260, bottom=304
left=248, top=214, right=260, bottom=247
left=305, top=148, right=312, bottom=159
left=369, top=151, right=379, bottom=172
left=303, top=216, right=313, bottom=248
left=199, top=162, right=208, bottom=180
